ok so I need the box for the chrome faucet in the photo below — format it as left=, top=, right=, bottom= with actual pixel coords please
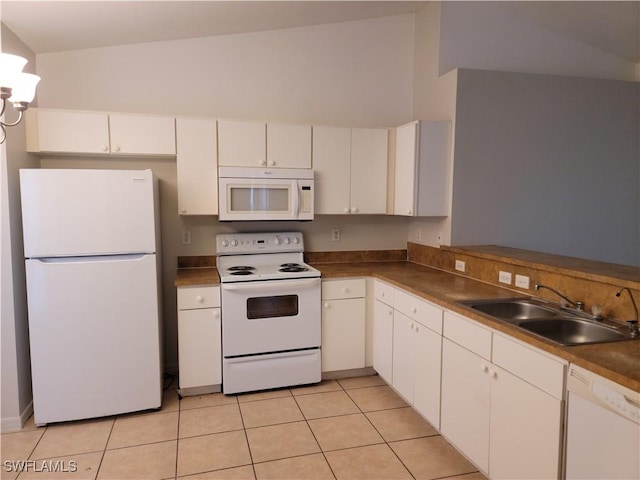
left=534, top=283, right=585, bottom=311
left=615, top=287, right=639, bottom=338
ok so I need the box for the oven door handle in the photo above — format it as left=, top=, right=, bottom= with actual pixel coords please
left=222, top=278, right=320, bottom=291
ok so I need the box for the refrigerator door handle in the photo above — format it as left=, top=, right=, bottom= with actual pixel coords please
left=34, top=254, right=151, bottom=263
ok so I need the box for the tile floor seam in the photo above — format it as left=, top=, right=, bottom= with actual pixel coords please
left=173, top=400, right=181, bottom=480
left=94, top=416, right=116, bottom=480
left=290, top=387, right=338, bottom=480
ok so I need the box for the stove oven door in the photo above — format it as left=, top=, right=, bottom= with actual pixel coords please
left=221, top=277, right=321, bottom=357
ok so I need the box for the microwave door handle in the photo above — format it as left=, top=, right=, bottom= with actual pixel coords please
left=293, top=182, right=300, bottom=216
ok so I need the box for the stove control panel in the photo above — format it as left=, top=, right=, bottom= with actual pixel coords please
left=217, top=232, right=304, bottom=255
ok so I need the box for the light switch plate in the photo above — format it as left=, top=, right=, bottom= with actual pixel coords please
left=455, top=260, right=466, bottom=272
left=499, top=271, right=512, bottom=284
left=515, top=274, right=530, bottom=289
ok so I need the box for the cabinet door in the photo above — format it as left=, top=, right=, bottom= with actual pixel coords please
left=176, top=117, right=218, bottom=215
left=350, top=128, right=388, bottom=214
left=393, top=121, right=417, bottom=216
left=178, top=308, right=222, bottom=389
left=109, top=114, right=176, bottom=155
left=267, top=123, right=312, bottom=168
left=373, top=299, right=394, bottom=383
left=441, top=338, right=491, bottom=472
left=218, top=119, right=266, bottom=167
left=489, top=365, right=562, bottom=480
left=392, top=311, right=414, bottom=402
left=413, top=323, right=442, bottom=429
left=321, top=298, right=366, bottom=372
left=312, top=126, right=351, bottom=214
left=26, top=109, right=110, bottom=154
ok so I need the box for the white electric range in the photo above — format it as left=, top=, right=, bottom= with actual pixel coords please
left=216, top=232, right=322, bottom=394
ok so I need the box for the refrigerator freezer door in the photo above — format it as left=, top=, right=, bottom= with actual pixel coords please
left=20, top=169, right=157, bottom=257
left=26, top=254, right=162, bottom=425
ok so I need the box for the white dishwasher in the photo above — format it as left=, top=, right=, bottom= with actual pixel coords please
left=565, top=364, right=640, bottom=480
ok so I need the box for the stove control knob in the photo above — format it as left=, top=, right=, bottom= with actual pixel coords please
left=231, top=239, right=239, bottom=247
left=293, top=237, right=300, bottom=244
left=274, top=238, right=282, bottom=245
left=284, top=237, right=291, bottom=245
left=221, top=240, right=229, bottom=247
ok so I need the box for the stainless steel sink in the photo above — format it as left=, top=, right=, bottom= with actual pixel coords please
left=468, top=299, right=559, bottom=323
left=518, top=318, right=629, bottom=345
left=460, top=298, right=636, bottom=346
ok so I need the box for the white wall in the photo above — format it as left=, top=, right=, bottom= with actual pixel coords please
left=35, top=15, right=415, bottom=127
left=450, top=69, right=640, bottom=266
left=1, top=24, right=40, bottom=431
left=439, top=1, right=638, bottom=82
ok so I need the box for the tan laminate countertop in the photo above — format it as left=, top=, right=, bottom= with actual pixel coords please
left=175, top=261, right=639, bottom=392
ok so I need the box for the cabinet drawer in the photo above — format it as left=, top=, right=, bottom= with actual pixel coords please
left=177, top=286, right=221, bottom=310
left=394, top=290, right=443, bottom=334
left=322, top=278, right=366, bottom=300
left=492, top=334, right=566, bottom=399
left=443, top=311, right=492, bottom=360
left=374, top=280, right=395, bottom=306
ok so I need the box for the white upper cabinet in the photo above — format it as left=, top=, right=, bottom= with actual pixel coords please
left=394, top=120, right=450, bottom=217
left=267, top=123, right=312, bottom=168
left=108, top=114, right=176, bottom=156
left=218, top=119, right=311, bottom=168
left=312, top=126, right=351, bottom=213
left=313, top=126, right=388, bottom=214
left=25, top=108, right=176, bottom=156
left=176, top=117, right=218, bottom=215
left=217, top=119, right=266, bottom=167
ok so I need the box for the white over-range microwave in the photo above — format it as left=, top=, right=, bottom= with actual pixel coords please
left=218, top=167, right=314, bottom=221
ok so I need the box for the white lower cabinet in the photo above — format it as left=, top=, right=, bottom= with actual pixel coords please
left=177, top=286, right=222, bottom=393
left=372, top=280, right=443, bottom=428
left=372, top=280, right=395, bottom=383
left=321, top=278, right=366, bottom=372
left=440, top=311, right=565, bottom=479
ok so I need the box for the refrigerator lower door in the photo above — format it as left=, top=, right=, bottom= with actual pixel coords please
left=26, top=254, right=162, bottom=425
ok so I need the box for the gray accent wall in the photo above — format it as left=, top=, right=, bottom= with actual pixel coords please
left=451, top=68, right=640, bottom=266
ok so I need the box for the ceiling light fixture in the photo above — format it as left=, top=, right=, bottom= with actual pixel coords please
left=0, top=53, right=41, bottom=144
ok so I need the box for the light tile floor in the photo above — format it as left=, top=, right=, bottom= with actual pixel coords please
left=1, top=375, right=487, bottom=480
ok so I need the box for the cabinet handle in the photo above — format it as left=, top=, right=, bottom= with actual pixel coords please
left=113, top=145, right=121, bottom=153
left=407, top=209, right=412, bottom=215
left=481, top=364, right=489, bottom=373
left=388, top=309, right=393, bottom=316
left=101, top=145, right=109, bottom=152
left=323, top=302, right=330, bottom=309
left=342, top=288, right=349, bottom=294
left=412, top=307, right=417, bottom=314
left=490, top=370, right=498, bottom=379
left=196, top=295, right=204, bottom=303
left=213, top=310, right=220, bottom=319
left=351, top=207, right=358, bottom=213
left=180, top=208, right=187, bottom=214
left=258, top=159, right=266, bottom=166
left=268, top=160, right=276, bottom=167
left=344, top=207, right=350, bottom=213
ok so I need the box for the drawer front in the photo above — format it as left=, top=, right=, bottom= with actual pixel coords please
left=492, top=334, right=566, bottom=399
left=322, top=278, right=366, bottom=300
left=394, top=289, right=443, bottom=334
left=443, top=311, right=492, bottom=360
left=374, top=280, right=395, bottom=306
left=177, top=286, right=221, bottom=310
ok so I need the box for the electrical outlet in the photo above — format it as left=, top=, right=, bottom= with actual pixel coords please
left=499, top=271, right=512, bottom=285
left=331, top=228, right=341, bottom=242
left=455, top=260, right=466, bottom=272
left=416, top=229, right=422, bottom=241
left=437, top=232, right=442, bottom=245
left=181, top=230, right=191, bottom=245
left=515, top=274, right=530, bottom=289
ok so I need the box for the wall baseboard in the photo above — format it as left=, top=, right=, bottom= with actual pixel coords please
left=1, top=401, right=33, bottom=433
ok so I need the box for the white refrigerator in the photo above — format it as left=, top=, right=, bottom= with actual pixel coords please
left=20, top=168, right=163, bottom=426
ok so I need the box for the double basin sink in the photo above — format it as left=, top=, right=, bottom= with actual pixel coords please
left=460, top=298, right=636, bottom=346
